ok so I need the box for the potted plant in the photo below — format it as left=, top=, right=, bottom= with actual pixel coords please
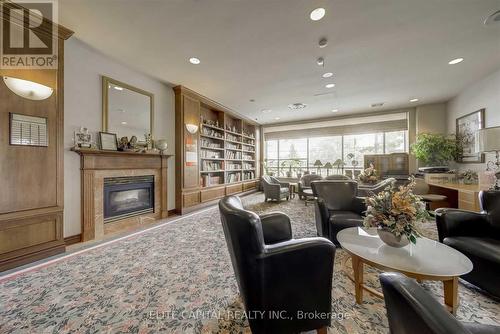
left=411, top=133, right=459, bottom=167
left=363, top=177, right=430, bottom=247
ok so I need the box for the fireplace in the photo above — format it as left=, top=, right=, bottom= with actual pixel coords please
left=103, top=175, right=155, bottom=223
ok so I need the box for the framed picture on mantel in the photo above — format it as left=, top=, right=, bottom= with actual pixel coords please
left=456, top=109, right=485, bottom=163
left=99, top=132, right=118, bottom=151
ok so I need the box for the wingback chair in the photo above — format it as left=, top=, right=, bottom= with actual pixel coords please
left=380, top=272, right=500, bottom=334
left=311, top=180, right=366, bottom=246
left=298, top=174, right=323, bottom=200
left=261, top=175, right=290, bottom=202
left=219, top=196, right=335, bottom=334
left=435, top=190, right=500, bottom=297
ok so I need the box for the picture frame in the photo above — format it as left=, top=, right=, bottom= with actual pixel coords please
left=99, top=132, right=118, bottom=151
left=456, top=109, right=485, bottom=163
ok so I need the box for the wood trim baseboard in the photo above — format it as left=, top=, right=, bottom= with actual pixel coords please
left=0, top=243, right=65, bottom=272
left=168, top=209, right=177, bottom=216
left=64, top=234, right=82, bottom=246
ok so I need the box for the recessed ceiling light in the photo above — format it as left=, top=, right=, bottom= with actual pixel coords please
left=288, top=103, right=307, bottom=110
left=310, top=8, right=326, bottom=21
left=322, top=72, right=333, bottom=78
left=448, top=58, right=463, bottom=65
left=261, top=109, right=272, bottom=113
left=274, top=117, right=281, bottom=120
left=189, top=57, right=201, bottom=65
left=121, top=121, right=127, bottom=125
left=325, top=83, right=335, bottom=88
left=409, top=98, right=419, bottom=102
left=114, top=86, right=123, bottom=91
left=249, top=99, right=255, bottom=102
left=331, top=109, right=339, bottom=113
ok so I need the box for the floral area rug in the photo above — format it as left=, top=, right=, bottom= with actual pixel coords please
left=0, top=192, right=498, bottom=333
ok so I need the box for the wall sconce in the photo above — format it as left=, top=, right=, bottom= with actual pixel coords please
left=3, top=76, right=53, bottom=100
left=185, top=123, right=199, bottom=134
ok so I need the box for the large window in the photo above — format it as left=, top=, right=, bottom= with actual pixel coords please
left=264, top=130, right=408, bottom=177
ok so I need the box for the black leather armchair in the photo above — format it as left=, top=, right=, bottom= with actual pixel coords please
left=219, top=196, right=336, bottom=334
left=298, top=174, right=323, bottom=200
left=380, top=272, right=500, bottom=334
left=435, top=190, right=500, bottom=297
left=312, top=180, right=366, bottom=246
left=261, top=175, right=290, bottom=202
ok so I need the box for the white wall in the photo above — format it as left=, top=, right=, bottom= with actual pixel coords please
left=447, top=68, right=500, bottom=172
left=64, top=38, right=175, bottom=237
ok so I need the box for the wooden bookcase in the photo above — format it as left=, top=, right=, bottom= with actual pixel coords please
left=174, top=86, right=260, bottom=214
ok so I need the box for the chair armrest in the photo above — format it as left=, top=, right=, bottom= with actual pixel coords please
left=352, top=197, right=367, bottom=216
left=315, top=198, right=331, bottom=238
left=279, top=181, right=290, bottom=187
left=260, top=212, right=293, bottom=244
left=257, top=238, right=335, bottom=319
left=435, top=208, right=491, bottom=242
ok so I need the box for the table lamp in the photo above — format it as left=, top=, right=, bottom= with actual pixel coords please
left=313, top=160, right=323, bottom=175
left=476, top=126, right=500, bottom=190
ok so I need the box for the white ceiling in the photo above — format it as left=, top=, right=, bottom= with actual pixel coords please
left=59, top=0, right=500, bottom=125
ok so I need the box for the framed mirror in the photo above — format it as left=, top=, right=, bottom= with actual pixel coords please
left=102, top=76, right=154, bottom=142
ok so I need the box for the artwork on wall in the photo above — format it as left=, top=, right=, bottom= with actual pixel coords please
left=456, top=109, right=485, bottom=163
left=99, top=132, right=118, bottom=151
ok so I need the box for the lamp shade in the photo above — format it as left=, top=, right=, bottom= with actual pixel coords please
left=313, top=160, right=323, bottom=167
left=476, top=126, right=500, bottom=153
left=324, top=162, right=333, bottom=169
left=3, top=76, right=53, bottom=100
left=185, top=123, right=199, bottom=134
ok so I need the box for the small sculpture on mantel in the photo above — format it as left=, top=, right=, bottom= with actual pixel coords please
left=145, top=133, right=153, bottom=150
left=118, top=136, right=129, bottom=151
left=129, top=136, right=138, bottom=149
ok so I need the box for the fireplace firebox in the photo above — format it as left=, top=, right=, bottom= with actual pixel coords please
left=103, top=175, right=154, bottom=223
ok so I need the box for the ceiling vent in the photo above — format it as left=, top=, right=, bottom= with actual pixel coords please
left=288, top=103, right=307, bottom=110
left=371, top=102, right=384, bottom=108
left=484, top=10, right=500, bottom=25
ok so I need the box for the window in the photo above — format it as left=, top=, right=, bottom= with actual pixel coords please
left=263, top=130, right=408, bottom=177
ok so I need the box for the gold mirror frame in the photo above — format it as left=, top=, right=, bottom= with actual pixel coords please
left=102, top=76, right=154, bottom=139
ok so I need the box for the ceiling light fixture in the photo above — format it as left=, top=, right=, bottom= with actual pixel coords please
left=325, top=83, right=335, bottom=88
left=322, top=72, right=333, bottom=78
left=331, top=109, right=339, bottom=113
left=113, top=86, right=123, bottom=91
left=409, top=98, right=419, bottom=102
left=3, top=76, right=53, bottom=100
left=261, top=109, right=272, bottom=113
left=310, top=8, right=326, bottom=21
left=317, top=57, right=324, bottom=67
left=288, top=103, right=307, bottom=110
left=274, top=117, right=281, bottom=120
left=121, top=121, right=127, bottom=125
left=185, top=123, right=199, bottom=134
left=484, top=10, right=500, bottom=25
left=189, top=57, right=201, bottom=65
left=318, top=37, right=328, bottom=48
left=448, top=58, right=464, bottom=65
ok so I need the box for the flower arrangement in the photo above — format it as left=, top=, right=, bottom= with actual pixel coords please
left=358, top=163, right=379, bottom=183
left=363, top=177, right=430, bottom=245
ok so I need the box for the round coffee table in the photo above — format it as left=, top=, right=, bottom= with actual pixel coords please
left=337, top=227, right=473, bottom=314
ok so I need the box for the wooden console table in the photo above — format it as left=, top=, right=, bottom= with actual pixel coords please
left=427, top=182, right=485, bottom=212
left=73, top=148, right=172, bottom=241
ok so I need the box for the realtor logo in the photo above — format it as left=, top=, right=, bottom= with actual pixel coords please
left=1, top=0, right=58, bottom=69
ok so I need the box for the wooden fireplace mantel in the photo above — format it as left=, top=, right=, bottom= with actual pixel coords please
left=73, top=148, right=173, bottom=241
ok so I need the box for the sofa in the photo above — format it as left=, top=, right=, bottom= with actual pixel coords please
left=435, top=190, right=500, bottom=297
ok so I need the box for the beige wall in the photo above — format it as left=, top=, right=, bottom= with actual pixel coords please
left=446, top=68, right=500, bottom=173
left=64, top=38, right=175, bottom=237
left=416, top=103, right=447, bottom=135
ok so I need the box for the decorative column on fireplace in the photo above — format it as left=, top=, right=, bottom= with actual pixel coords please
left=104, top=176, right=155, bottom=223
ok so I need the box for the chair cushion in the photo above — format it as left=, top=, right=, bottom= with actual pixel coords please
left=421, top=194, right=447, bottom=202
left=280, top=187, right=289, bottom=194
left=444, top=237, right=500, bottom=265
left=329, top=211, right=364, bottom=227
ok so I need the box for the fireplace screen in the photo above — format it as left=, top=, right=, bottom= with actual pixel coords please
left=103, top=175, right=154, bottom=223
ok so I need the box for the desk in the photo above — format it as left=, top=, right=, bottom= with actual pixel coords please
left=427, top=182, right=485, bottom=212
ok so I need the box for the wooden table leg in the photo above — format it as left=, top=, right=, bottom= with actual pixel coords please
left=443, top=277, right=458, bottom=315
left=352, top=255, right=364, bottom=304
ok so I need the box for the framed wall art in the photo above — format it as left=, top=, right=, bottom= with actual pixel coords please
left=456, top=108, right=485, bottom=163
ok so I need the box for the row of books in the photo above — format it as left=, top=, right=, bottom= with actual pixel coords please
left=201, top=138, right=222, bottom=149
left=226, top=163, right=242, bottom=170
left=242, top=145, right=255, bottom=152
left=242, top=139, right=255, bottom=145
left=242, top=130, right=255, bottom=138
left=242, top=154, right=254, bottom=160
left=226, top=143, right=241, bottom=150
left=201, top=161, right=222, bottom=171
left=226, top=151, right=242, bottom=159
left=226, top=172, right=242, bottom=183
left=226, top=134, right=241, bottom=142
left=243, top=171, right=255, bottom=180
left=242, top=162, right=254, bottom=170
left=200, top=150, right=222, bottom=159
left=201, top=174, right=222, bottom=187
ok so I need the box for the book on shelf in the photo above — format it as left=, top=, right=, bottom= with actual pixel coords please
left=201, top=174, right=222, bottom=187
left=226, top=134, right=241, bottom=142
left=226, top=151, right=242, bottom=159
left=201, top=127, right=223, bottom=138
left=226, top=143, right=241, bottom=150
left=242, top=162, right=254, bottom=170
left=200, top=138, right=223, bottom=149
left=226, top=172, right=242, bottom=183
left=226, top=163, right=242, bottom=170
left=201, top=161, right=222, bottom=171
left=242, top=154, right=254, bottom=160
left=200, top=150, right=222, bottom=159
left=243, top=171, right=255, bottom=180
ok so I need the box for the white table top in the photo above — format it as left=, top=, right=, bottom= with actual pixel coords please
left=337, top=227, right=473, bottom=278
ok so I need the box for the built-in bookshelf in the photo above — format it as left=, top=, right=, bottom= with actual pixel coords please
left=175, top=86, right=260, bottom=214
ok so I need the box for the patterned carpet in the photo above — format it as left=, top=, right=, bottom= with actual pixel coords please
left=0, top=192, right=499, bottom=333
